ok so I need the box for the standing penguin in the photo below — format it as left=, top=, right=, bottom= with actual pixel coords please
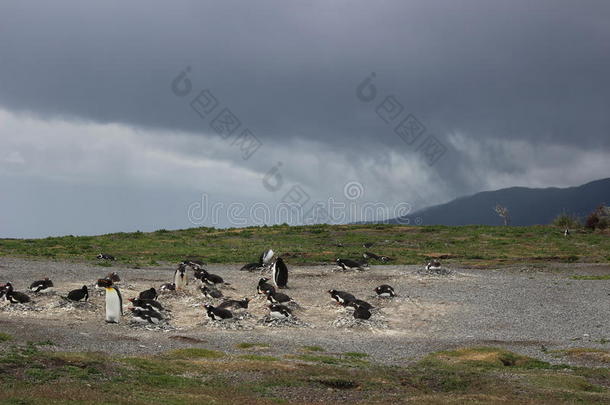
left=174, top=263, right=188, bottom=290
left=272, top=257, right=288, bottom=289
left=97, top=278, right=123, bottom=323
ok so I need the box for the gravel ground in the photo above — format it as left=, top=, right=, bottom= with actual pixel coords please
left=1, top=257, right=610, bottom=366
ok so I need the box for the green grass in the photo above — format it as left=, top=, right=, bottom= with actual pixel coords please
left=0, top=333, right=12, bottom=342
left=1, top=343, right=609, bottom=404
left=571, top=275, right=610, bottom=280
left=236, top=342, right=271, bottom=350
left=302, top=345, right=325, bottom=352
left=1, top=224, right=609, bottom=267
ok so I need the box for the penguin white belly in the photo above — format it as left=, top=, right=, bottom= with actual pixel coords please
left=105, top=288, right=122, bottom=323
left=379, top=292, right=391, bottom=298
left=174, top=271, right=188, bottom=290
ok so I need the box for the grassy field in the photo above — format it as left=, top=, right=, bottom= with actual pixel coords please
left=1, top=336, right=610, bottom=404
left=1, top=224, right=609, bottom=268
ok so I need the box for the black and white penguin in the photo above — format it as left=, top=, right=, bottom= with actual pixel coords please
left=265, top=290, right=292, bottom=304
left=564, top=228, right=570, bottom=237
left=194, top=269, right=225, bottom=286
left=336, top=258, right=367, bottom=271
left=271, top=257, right=288, bottom=289
left=374, top=284, right=396, bottom=298
left=97, top=278, right=123, bottom=323
left=106, top=272, right=121, bottom=283
left=328, top=289, right=356, bottom=306
left=174, top=263, right=188, bottom=290
left=29, top=278, right=54, bottom=293
left=160, top=282, right=176, bottom=293
left=257, top=278, right=275, bottom=295
left=240, top=262, right=261, bottom=272
left=345, top=299, right=374, bottom=311
left=200, top=285, right=223, bottom=299
left=130, top=307, right=163, bottom=324
left=129, top=298, right=164, bottom=312
left=268, top=304, right=292, bottom=319
left=184, top=258, right=205, bottom=268
left=204, top=304, right=233, bottom=321
left=138, top=288, right=158, bottom=301
left=97, top=253, right=115, bottom=261
left=66, top=285, right=89, bottom=302
left=362, top=242, right=374, bottom=249
left=260, top=249, right=274, bottom=268
left=425, top=260, right=442, bottom=271
left=363, top=252, right=392, bottom=263
left=218, top=298, right=250, bottom=310
left=353, top=305, right=372, bottom=320
left=3, top=283, right=31, bottom=304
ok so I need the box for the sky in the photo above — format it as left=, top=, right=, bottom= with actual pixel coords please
left=1, top=0, right=609, bottom=237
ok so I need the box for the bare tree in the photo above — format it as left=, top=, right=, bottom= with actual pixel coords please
left=494, top=204, right=510, bottom=226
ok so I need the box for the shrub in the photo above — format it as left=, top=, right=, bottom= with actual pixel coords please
left=552, top=213, right=581, bottom=229
left=585, top=205, right=609, bottom=231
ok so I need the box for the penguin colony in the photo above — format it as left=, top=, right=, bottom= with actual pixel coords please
left=1, top=248, right=419, bottom=326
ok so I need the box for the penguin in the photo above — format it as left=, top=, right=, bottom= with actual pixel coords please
left=3, top=283, right=31, bottom=304
left=374, top=284, right=396, bottom=298
left=183, top=258, right=205, bottom=268
left=240, top=262, right=260, bottom=272
left=129, top=298, right=164, bottom=312
left=353, top=305, right=372, bottom=320
left=29, top=278, right=54, bottom=293
left=66, top=285, right=89, bottom=302
left=346, top=299, right=374, bottom=311
left=200, top=285, right=223, bottom=299
left=426, top=260, right=442, bottom=271
left=257, top=278, right=275, bottom=295
left=97, top=253, right=115, bottom=261
left=218, top=298, right=250, bottom=310
left=106, top=272, right=121, bottom=283
left=160, top=282, right=176, bottom=292
left=174, top=263, right=188, bottom=290
left=363, top=252, right=392, bottom=263
left=271, top=257, right=288, bottom=289
left=260, top=249, right=274, bottom=268
left=201, top=272, right=225, bottom=286
left=204, top=304, right=233, bottom=321
left=336, top=258, right=366, bottom=271
left=130, top=307, right=163, bottom=324
left=328, top=289, right=356, bottom=306
left=268, top=304, right=292, bottom=319
left=97, top=278, right=123, bottom=323
left=265, top=290, right=292, bottom=304
left=564, top=228, right=570, bottom=237
left=138, top=288, right=158, bottom=301
left=362, top=242, right=374, bottom=249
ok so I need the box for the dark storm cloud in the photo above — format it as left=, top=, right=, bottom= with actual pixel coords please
left=0, top=0, right=609, bottom=237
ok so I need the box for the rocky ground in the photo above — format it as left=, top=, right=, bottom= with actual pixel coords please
left=1, top=257, right=610, bottom=366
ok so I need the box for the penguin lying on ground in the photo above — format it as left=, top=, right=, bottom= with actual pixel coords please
left=97, top=278, right=123, bottom=323
left=204, top=304, right=233, bottom=321
left=29, top=278, right=54, bottom=293
left=194, top=269, right=225, bottom=286
left=106, top=272, right=121, bottom=283
left=2, top=283, right=31, bottom=304
left=345, top=299, right=374, bottom=311
left=97, top=253, right=115, bottom=260
left=265, top=290, right=292, bottom=304
left=353, top=304, right=372, bottom=320
left=200, top=285, right=223, bottom=299
left=160, top=282, right=176, bottom=292
left=218, top=298, right=249, bottom=310
left=271, top=257, right=288, bottom=289
left=363, top=252, right=392, bottom=262
left=375, top=284, right=396, bottom=298
left=240, top=262, right=261, bottom=272
left=130, top=307, right=163, bottom=324
left=138, top=288, right=158, bottom=301
left=129, top=298, right=165, bottom=312
left=328, top=289, right=356, bottom=305
left=336, top=258, right=367, bottom=271
left=257, top=278, right=275, bottom=295
left=426, top=260, right=442, bottom=271
left=66, top=285, right=88, bottom=302
left=268, top=304, right=292, bottom=319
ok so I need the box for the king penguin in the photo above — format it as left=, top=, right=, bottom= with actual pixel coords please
left=174, top=263, right=188, bottom=290
left=97, top=278, right=123, bottom=323
left=272, top=257, right=288, bottom=289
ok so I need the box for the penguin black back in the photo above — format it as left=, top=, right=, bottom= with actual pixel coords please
left=273, top=257, right=288, bottom=289
left=67, top=285, right=88, bottom=302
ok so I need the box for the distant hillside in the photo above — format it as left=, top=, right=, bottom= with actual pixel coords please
left=393, top=178, right=610, bottom=226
